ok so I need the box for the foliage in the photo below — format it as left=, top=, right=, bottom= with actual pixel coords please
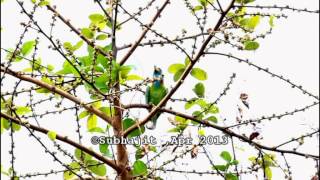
left=0, top=0, right=318, bottom=179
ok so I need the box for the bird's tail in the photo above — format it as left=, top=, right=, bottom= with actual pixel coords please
left=146, top=112, right=161, bottom=130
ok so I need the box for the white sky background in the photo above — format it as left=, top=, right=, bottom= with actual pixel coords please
left=1, top=0, right=319, bottom=180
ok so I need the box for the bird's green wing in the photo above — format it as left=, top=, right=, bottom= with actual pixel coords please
left=145, top=86, right=151, bottom=104
left=161, top=86, right=168, bottom=98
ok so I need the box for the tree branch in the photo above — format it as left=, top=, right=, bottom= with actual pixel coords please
left=118, top=0, right=171, bottom=65
left=16, top=1, right=109, bottom=99
left=45, top=5, right=112, bottom=59
left=205, top=52, right=320, bottom=101
left=1, top=67, right=114, bottom=126
left=0, top=112, right=121, bottom=173
left=122, top=0, right=237, bottom=137
left=123, top=103, right=319, bottom=159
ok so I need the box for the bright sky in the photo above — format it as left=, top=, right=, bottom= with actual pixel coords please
left=1, top=0, right=319, bottom=179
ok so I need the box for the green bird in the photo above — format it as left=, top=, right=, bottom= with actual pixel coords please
left=145, top=67, right=168, bottom=130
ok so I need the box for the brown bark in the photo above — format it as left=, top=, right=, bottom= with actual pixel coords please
left=111, top=1, right=131, bottom=178
left=113, top=86, right=131, bottom=180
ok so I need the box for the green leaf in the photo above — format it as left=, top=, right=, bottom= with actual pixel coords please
left=207, top=116, right=218, bottom=123
left=12, top=122, right=21, bottom=132
left=75, top=148, right=92, bottom=162
left=57, top=60, right=79, bottom=76
left=269, top=15, right=275, bottom=27
left=123, top=118, right=145, bottom=138
left=132, top=160, right=147, bottom=176
left=230, top=160, right=239, bottom=165
left=175, top=116, right=188, bottom=124
left=73, top=41, right=83, bottom=51
left=236, top=0, right=255, bottom=4
left=192, top=110, right=204, bottom=120
left=89, top=14, right=104, bottom=23
left=87, top=115, right=97, bottom=131
left=193, top=82, right=205, bottom=98
left=22, top=68, right=32, bottom=72
left=240, top=15, right=260, bottom=30
left=47, top=131, right=57, bottom=141
left=263, top=154, right=276, bottom=167
left=244, top=40, right=259, bottom=51
left=87, top=160, right=106, bottom=176
left=168, top=63, right=185, bottom=74
left=135, top=148, right=145, bottom=160
left=99, top=143, right=108, bottom=154
left=198, top=0, right=213, bottom=7
left=21, top=40, right=36, bottom=56
left=212, top=165, right=227, bottom=171
left=47, top=64, right=54, bottom=72
left=126, top=74, right=143, bottom=81
left=79, top=111, right=90, bottom=119
left=265, top=166, right=272, bottom=180
left=63, top=170, right=75, bottom=180
left=81, top=28, right=94, bottom=39
left=226, top=173, right=238, bottom=180
left=248, top=156, right=256, bottom=161
left=88, top=127, right=105, bottom=133
left=198, top=129, right=205, bottom=136
left=5, top=48, right=22, bottom=62
left=1, top=165, right=9, bottom=176
left=99, top=107, right=115, bottom=117
left=149, top=145, right=157, bottom=153
left=168, top=127, right=183, bottom=133
left=39, top=0, right=50, bottom=6
left=97, top=54, right=108, bottom=69
left=208, top=104, right=219, bottom=114
left=191, top=68, right=207, bottom=81
left=96, top=34, right=108, bottom=40
left=99, top=143, right=112, bottom=157
left=94, top=73, right=109, bottom=93
left=1, top=118, right=5, bottom=134
left=220, top=151, right=232, bottom=162
left=184, top=98, right=197, bottom=110
left=173, top=68, right=185, bottom=82
left=193, top=5, right=203, bottom=12
left=89, top=13, right=107, bottom=30
left=185, top=57, right=191, bottom=66
left=120, top=65, right=133, bottom=78
left=195, top=99, right=207, bottom=108
left=16, top=106, right=31, bottom=115
left=69, top=162, right=80, bottom=171
left=2, top=118, right=10, bottom=131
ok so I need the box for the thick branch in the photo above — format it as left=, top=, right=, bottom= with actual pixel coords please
left=123, top=0, right=237, bottom=137
left=124, top=104, right=319, bottom=159
left=0, top=112, right=121, bottom=172
left=1, top=67, right=114, bottom=126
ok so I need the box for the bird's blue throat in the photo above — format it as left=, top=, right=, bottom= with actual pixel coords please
left=153, top=72, right=162, bottom=78
left=153, top=80, right=161, bottom=88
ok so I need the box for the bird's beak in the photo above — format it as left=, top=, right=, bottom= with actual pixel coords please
left=154, top=66, right=161, bottom=72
